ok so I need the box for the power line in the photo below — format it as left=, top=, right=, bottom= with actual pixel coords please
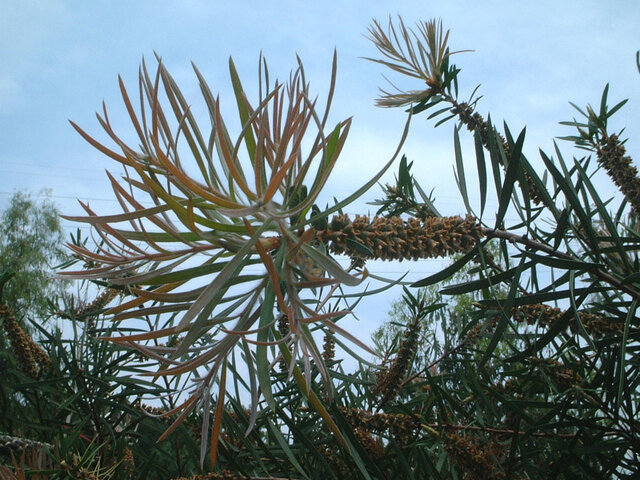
left=0, top=169, right=105, bottom=182
left=0, top=191, right=121, bottom=203
left=0, top=161, right=107, bottom=174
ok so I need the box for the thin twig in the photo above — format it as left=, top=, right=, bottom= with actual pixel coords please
left=427, top=423, right=595, bottom=439
left=483, top=228, right=640, bottom=301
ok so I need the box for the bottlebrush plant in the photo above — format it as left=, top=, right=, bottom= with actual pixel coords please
left=57, top=15, right=640, bottom=478
left=60, top=50, right=417, bottom=464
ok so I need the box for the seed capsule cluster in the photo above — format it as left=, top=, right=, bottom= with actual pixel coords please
left=1, top=303, right=52, bottom=378
left=138, top=403, right=173, bottom=425
left=68, top=288, right=119, bottom=320
left=354, top=427, right=386, bottom=461
left=513, top=303, right=625, bottom=338
left=444, top=432, right=506, bottom=480
left=320, top=444, right=351, bottom=477
left=320, top=214, right=483, bottom=262
left=462, top=317, right=497, bottom=348
left=0, top=434, right=53, bottom=456
left=372, top=317, right=422, bottom=407
left=527, top=356, right=582, bottom=391
left=277, top=314, right=290, bottom=372
left=120, top=447, right=135, bottom=475
left=342, top=407, right=422, bottom=446
left=322, top=333, right=336, bottom=362
left=596, top=134, right=640, bottom=217
left=453, top=102, right=509, bottom=154
left=452, top=101, right=544, bottom=206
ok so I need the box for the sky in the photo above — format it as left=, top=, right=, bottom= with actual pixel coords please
left=2, top=1, right=640, bottom=349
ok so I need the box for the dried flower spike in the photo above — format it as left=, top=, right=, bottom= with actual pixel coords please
left=1, top=303, right=52, bottom=378
left=596, top=133, right=640, bottom=216
left=322, top=333, right=336, bottom=362
left=373, top=315, right=422, bottom=407
left=444, top=432, right=506, bottom=480
left=320, top=214, right=483, bottom=262
left=513, top=303, right=625, bottom=338
left=0, top=434, right=53, bottom=457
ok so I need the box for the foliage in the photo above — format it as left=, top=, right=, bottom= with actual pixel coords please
left=57, top=48, right=418, bottom=465
left=371, top=257, right=477, bottom=377
left=0, top=191, right=68, bottom=320
left=2, top=15, right=640, bottom=480
left=361, top=17, right=640, bottom=478
left=1, top=282, right=211, bottom=478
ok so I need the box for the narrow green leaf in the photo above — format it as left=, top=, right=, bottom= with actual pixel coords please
left=114, top=225, right=245, bottom=242
left=0, top=272, right=14, bottom=298
left=209, top=360, right=227, bottom=468
left=238, top=339, right=258, bottom=423
left=540, top=147, right=592, bottom=235
left=599, top=83, right=610, bottom=119
left=617, top=299, right=637, bottom=411
left=434, top=113, right=456, bottom=127
left=266, top=419, right=311, bottom=480
left=523, top=251, right=601, bottom=272
left=568, top=270, right=596, bottom=353
left=453, top=126, right=471, bottom=213
left=440, top=261, right=533, bottom=295
left=275, top=407, right=337, bottom=475
left=574, top=160, right=630, bottom=270
left=308, top=111, right=412, bottom=225
left=568, top=101, right=589, bottom=118
left=325, top=122, right=343, bottom=165
left=163, top=63, right=219, bottom=187
left=553, top=208, right=570, bottom=250
left=559, top=120, right=588, bottom=128
left=345, top=237, right=374, bottom=257
left=172, top=221, right=271, bottom=357
left=481, top=286, right=609, bottom=307
left=474, top=131, right=487, bottom=218
left=398, top=155, right=411, bottom=190
left=427, top=106, right=453, bottom=120
left=414, top=179, right=441, bottom=216
left=411, top=242, right=482, bottom=287
left=140, top=258, right=258, bottom=286
left=62, top=204, right=174, bottom=224
left=275, top=335, right=349, bottom=450
left=301, top=243, right=362, bottom=287
left=228, top=57, right=257, bottom=160
left=486, top=116, right=503, bottom=199
left=481, top=255, right=526, bottom=366
left=495, top=128, right=525, bottom=227
left=622, top=273, right=640, bottom=285
left=607, top=98, right=628, bottom=119
left=257, top=258, right=281, bottom=411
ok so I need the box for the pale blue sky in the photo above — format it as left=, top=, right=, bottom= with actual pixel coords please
left=3, top=2, right=639, bottom=213
left=2, top=1, right=639, bottom=340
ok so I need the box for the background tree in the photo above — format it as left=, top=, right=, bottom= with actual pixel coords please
left=0, top=192, right=67, bottom=388
left=0, top=191, right=68, bottom=320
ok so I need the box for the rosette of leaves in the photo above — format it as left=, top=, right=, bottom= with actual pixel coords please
left=61, top=54, right=398, bottom=465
